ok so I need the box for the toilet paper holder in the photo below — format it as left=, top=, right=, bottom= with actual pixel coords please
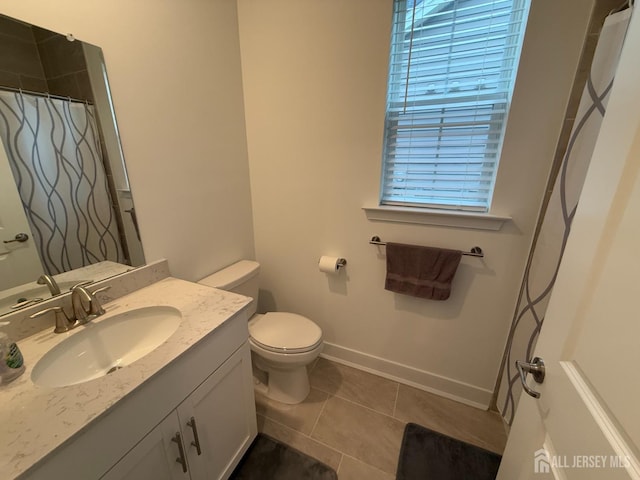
left=318, top=256, right=347, bottom=273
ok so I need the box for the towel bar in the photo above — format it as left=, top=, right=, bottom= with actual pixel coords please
left=369, top=236, right=484, bottom=258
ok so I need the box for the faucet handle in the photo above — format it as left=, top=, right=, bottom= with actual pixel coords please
left=30, top=306, right=75, bottom=334
left=88, top=286, right=111, bottom=316
left=10, top=298, right=44, bottom=309
left=91, top=286, right=111, bottom=295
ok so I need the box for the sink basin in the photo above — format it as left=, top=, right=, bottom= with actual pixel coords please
left=31, top=306, right=182, bottom=388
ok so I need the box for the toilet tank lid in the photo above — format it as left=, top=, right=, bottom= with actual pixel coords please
left=198, top=260, right=260, bottom=290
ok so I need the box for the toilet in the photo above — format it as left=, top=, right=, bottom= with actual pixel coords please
left=198, top=260, right=322, bottom=404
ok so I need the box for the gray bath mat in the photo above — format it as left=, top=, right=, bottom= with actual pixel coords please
left=396, top=423, right=502, bottom=480
left=230, top=433, right=338, bottom=480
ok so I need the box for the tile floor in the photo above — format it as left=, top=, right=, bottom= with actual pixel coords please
left=255, top=357, right=508, bottom=479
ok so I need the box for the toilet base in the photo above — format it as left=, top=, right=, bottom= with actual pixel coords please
left=252, top=359, right=311, bottom=404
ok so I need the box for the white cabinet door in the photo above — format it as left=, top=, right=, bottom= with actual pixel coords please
left=178, top=342, right=257, bottom=480
left=103, top=342, right=257, bottom=480
left=101, top=413, right=189, bottom=480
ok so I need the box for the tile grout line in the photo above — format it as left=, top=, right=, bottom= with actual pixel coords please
left=335, top=453, right=344, bottom=475
left=260, top=413, right=346, bottom=461
left=308, top=358, right=319, bottom=374
left=310, top=383, right=398, bottom=419
left=262, top=412, right=398, bottom=478
left=341, top=453, right=396, bottom=480
left=322, top=392, right=406, bottom=424
left=308, top=391, right=330, bottom=438
left=392, top=382, right=400, bottom=418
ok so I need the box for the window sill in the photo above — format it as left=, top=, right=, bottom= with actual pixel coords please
left=362, top=205, right=510, bottom=231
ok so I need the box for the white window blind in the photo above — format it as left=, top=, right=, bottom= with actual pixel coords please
left=381, top=0, right=530, bottom=211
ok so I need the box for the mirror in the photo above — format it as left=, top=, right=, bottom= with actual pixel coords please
left=0, top=14, right=145, bottom=316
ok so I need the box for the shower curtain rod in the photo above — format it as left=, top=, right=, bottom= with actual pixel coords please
left=0, top=86, right=93, bottom=106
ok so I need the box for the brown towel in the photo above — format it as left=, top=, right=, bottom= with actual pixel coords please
left=385, top=243, right=462, bottom=300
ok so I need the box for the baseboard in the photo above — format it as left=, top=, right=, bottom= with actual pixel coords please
left=320, top=342, right=492, bottom=410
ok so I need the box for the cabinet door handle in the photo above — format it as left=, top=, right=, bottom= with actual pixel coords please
left=187, top=416, right=202, bottom=455
left=171, top=432, right=188, bottom=473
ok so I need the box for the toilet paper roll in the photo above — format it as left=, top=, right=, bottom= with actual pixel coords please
left=318, top=256, right=344, bottom=274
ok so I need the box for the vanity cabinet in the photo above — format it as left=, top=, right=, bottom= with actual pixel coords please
left=102, top=344, right=255, bottom=480
left=21, top=307, right=257, bottom=480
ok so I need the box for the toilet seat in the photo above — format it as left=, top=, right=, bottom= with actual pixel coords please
left=249, top=312, right=322, bottom=354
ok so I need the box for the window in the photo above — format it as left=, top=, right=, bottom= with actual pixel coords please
left=380, top=0, right=530, bottom=212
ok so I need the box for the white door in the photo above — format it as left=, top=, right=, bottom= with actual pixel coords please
left=0, top=141, right=42, bottom=290
left=498, top=7, right=640, bottom=480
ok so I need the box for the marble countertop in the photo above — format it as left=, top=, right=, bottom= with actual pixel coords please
left=0, top=276, right=250, bottom=479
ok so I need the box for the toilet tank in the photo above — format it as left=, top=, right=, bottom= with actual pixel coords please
left=198, top=260, right=260, bottom=317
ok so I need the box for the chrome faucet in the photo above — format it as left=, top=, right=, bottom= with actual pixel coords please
left=71, top=285, right=111, bottom=324
left=37, top=274, right=61, bottom=296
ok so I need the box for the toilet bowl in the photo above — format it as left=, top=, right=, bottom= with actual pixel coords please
left=248, top=312, right=322, bottom=403
left=198, top=261, right=322, bottom=404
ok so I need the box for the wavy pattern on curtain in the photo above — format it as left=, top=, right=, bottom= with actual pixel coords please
left=495, top=8, right=632, bottom=425
left=0, top=91, right=123, bottom=275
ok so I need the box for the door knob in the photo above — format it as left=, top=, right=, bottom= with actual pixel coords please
left=3, top=233, right=29, bottom=244
left=516, top=357, right=545, bottom=399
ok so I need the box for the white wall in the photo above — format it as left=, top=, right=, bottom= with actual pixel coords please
left=0, top=0, right=595, bottom=408
left=0, top=0, right=255, bottom=281
left=238, top=0, right=593, bottom=407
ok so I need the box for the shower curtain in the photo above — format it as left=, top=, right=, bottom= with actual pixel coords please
left=0, top=91, right=123, bottom=275
left=496, top=7, right=633, bottom=425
